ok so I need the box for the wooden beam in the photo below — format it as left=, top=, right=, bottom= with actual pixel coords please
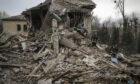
left=0, top=63, right=26, bottom=67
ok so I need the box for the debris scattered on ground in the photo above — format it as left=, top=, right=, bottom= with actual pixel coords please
left=0, top=29, right=140, bottom=84
left=0, top=0, right=140, bottom=84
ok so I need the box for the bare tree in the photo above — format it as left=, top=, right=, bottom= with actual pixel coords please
left=102, top=17, right=113, bottom=28
left=0, top=11, right=9, bottom=19
left=114, top=0, right=127, bottom=29
left=0, top=11, right=9, bottom=33
left=116, top=19, right=123, bottom=28
left=132, top=13, right=139, bottom=36
left=91, top=15, right=100, bottom=30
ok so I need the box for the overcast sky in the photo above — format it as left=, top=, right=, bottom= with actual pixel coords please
left=93, top=0, right=140, bottom=21
left=0, top=0, right=45, bottom=15
left=0, top=0, right=140, bottom=21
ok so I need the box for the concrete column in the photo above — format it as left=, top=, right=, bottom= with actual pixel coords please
left=52, top=19, right=59, bottom=56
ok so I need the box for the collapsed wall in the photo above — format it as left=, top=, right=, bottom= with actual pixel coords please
left=0, top=0, right=140, bottom=84
left=21, top=0, right=139, bottom=83
left=22, top=0, right=96, bottom=57
left=22, top=0, right=95, bottom=36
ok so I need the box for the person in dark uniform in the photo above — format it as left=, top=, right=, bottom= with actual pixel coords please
left=91, top=33, right=98, bottom=48
left=110, top=44, right=119, bottom=57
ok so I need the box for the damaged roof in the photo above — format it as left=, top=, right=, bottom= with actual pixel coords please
left=26, top=0, right=51, bottom=11
left=23, top=0, right=96, bottom=15
left=22, top=0, right=51, bottom=15
left=50, top=0, right=96, bottom=13
left=2, top=15, right=26, bottom=21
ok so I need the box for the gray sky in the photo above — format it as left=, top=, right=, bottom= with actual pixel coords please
left=93, top=0, right=140, bottom=21
left=0, top=0, right=140, bottom=21
left=0, top=0, right=45, bottom=15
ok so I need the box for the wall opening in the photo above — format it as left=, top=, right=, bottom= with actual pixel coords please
left=24, top=25, right=27, bottom=32
left=17, top=24, right=21, bottom=31
left=68, top=12, right=85, bottom=28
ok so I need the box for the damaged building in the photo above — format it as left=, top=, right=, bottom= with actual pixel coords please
left=22, top=0, right=96, bottom=57
left=0, top=0, right=140, bottom=84
left=22, top=0, right=95, bottom=36
left=0, top=15, right=28, bottom=48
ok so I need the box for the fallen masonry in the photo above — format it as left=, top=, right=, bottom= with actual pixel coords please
left=0, top=0, right=140, bottom=84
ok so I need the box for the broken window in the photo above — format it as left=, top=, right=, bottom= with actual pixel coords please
left=32, top=11, right=42, bottom=31
left=24, top=25, right=27, bottom=32
left=68, top=12, right=85, bottom=27
left=17, top=24, right=21, bottom=31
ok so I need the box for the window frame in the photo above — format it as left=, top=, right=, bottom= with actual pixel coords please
left=17, top=24, right=21, bottom=31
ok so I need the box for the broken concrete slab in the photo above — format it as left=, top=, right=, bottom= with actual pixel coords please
left=13, top=68, right=20, bottom=73
left=38, top=79, right=52, bottom=84
left=0, top=0, right=139, bottom=84
left=60, top=37, right=78, bottom=49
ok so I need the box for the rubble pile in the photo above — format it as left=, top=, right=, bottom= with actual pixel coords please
left=0, top=28, right=140, bottom=84
left=0, top=0, right=140, bottom=84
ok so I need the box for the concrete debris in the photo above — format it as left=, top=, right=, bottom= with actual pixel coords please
left=0, top=54, right=8, bottom=61
left=59, top=37, right=78, bottom=49
left=0, top=28, right=139, bottom=82
left=13, top=68, right=20, bottom=73
left=21, top=42, right=26, bottom=50
left=0, top=0, right=140, bottom=84
left=38, top=79, right=52, bottom=84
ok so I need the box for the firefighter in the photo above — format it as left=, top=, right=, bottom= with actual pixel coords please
left=110, top=44, right=119, bottom=57
left=91, top=33, right=98, bottom=48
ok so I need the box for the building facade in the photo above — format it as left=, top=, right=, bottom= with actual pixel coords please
left=2, top=15, right=28, bottom=36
